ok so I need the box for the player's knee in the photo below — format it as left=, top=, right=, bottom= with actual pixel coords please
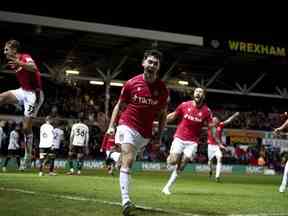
left=182, top=156, right=191, bottom=164
left=0, top=93, right=9, bottom=105
left=216, top=157, right=222, bottom=163
left=167, top=154, right=178, bottom=165
left=121, top=154, right=134, bottom=168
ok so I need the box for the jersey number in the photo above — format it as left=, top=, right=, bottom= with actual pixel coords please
left=27, top=105, right=35, bottom=114
left=76, top=129, right=85, bottom=137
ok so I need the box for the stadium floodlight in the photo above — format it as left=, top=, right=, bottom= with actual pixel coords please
left=110, top=82, right=123, bottom=87
left=89, top=80, right=104, bottom=85
left=65, top=70, right=80, bottom=75
left=178, top=80, right=189, bottom=86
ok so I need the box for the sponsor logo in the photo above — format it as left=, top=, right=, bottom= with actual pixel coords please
left=246, top=166, right=264, bottom=174
left=132, top=95, right=159, bottom=105
left=184, top=114, right=202, bottom=122
left=142, top=162, right=163, bottom=170
left=195, top=165, right=210, bottom=172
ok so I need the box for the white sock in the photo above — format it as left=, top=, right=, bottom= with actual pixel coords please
left=216, top=161, right=221, bottom=178
left=120, top=168, right=130, bottom=206
left=164, top=167, right=178, bottom=191
left=281, top=161, right=288, bottom=187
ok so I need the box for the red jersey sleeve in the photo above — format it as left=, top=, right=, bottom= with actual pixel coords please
left=22, top=54, right=34, bottom=64
left=175, top=102, right=184, bottom=118
left=206, top=108, right=213, bottom=124
left=101, top=134, right=108, bottom=151
left=119, top=80, right=131, bottom=103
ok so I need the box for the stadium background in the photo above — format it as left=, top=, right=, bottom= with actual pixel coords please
left=0, top=8, right=287, bottom=216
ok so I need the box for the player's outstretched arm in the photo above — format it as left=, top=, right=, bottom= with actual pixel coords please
left=155, top=106, right=168, bottom=143
left=106, top=100, right=127, bottom=135
left=166, top=111, right=177, bottom=123
left=274, top=117, right=288, bottom=133
left=223, top=112, right=240, bottom=126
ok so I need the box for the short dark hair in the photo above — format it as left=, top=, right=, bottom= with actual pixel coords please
left=143, top=49, right=162, bottom=62
left=5, top=39, right=21, bottom=51
left=46, top=115, right=52, bottom=122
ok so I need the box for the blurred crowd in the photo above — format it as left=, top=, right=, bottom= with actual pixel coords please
left=0, top=79, right=287, bottom=172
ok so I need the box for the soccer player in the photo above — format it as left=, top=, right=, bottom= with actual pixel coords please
left=2, top=39, right=44, bottom=170
left=207, top=112, right=239, bottom=182
left=162, top=87, right=213, bottom=195
left=106, top=49, right=168, bottom=216
left=39, top=116, right=55, bottom=176
left=274, top=117, right=288, bottom=193
left=100, top=133, right=121, bottom=175
left=67, top=118, right=89, bottom=175
left=51, top=122, right=64, bottom=174
left=2, top=124, right=21, bottom=172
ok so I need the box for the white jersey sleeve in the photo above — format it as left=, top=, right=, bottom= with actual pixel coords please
left=70, top=123, right=89, bottom=147
left=39, top=123, right=54, bottom=148
left=53, top=128, right=64, bottom=149
left=8, top=130, right=20, bottom=150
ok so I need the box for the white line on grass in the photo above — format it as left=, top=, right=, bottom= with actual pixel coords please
left=0, top=187, right=287, bottom=216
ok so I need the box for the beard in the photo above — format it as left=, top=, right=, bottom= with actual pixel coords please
left=144, top=70, right=157, bottom=83
left=194, top=96, right=204, bottom=104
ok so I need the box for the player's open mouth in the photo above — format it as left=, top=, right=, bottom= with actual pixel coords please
left=147, top=69, right=155, bottom=74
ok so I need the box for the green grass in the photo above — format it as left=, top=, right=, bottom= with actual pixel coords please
left=0, top=169, right=287, bottom=216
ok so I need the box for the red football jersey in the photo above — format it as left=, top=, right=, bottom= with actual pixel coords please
left=174, top=101, right=212, bottom=143
left=207, top=122, right=225, bottom=145
left=118, top=74, right=168, bottom=138
left=15, top=53, right=42, bottom=91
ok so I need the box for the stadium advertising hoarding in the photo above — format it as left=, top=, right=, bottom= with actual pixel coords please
left=0, top=158, right=274, bottom=175
left=226, top=130, right=263, bottom=145
left=262, top=138, right=288, bottom=152
left=206, top=38, right=287, bottom=57
left=227, top=40, right=286, bottom=57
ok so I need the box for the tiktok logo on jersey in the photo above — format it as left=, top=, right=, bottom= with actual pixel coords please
left=184, top=114, right=202, bottom=122
left=132, top=94, right=158, bottom=105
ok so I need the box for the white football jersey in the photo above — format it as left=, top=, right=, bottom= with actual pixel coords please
left=53, top=128, right=64, bottom=149
left=39, top=122, right=54, bottom=148
left=8, top=130, right=20, bottom=150
left=70, top=123, right=89, bottom=147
